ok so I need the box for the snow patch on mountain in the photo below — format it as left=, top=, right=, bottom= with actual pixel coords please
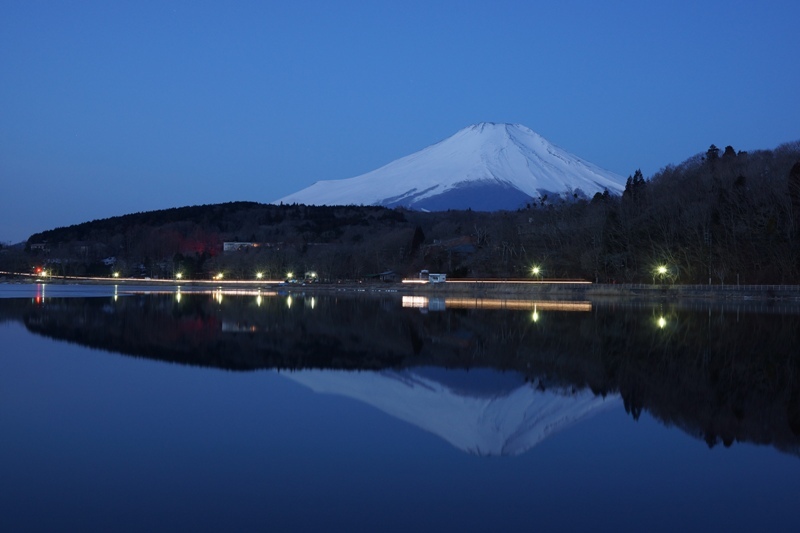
left=281, top=367, right=620, bottom=456
left=275, top=123, right=626, bottom=210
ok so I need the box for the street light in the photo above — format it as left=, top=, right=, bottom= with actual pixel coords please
left=530, top=265, right=541, bottom=279
left=654, top=264, right=669, bottom=284
left=175, top=272, right=183, bottom=280
left=112, top=272, right=120, bottom=278
left=256, top=272, right=264, bottom=280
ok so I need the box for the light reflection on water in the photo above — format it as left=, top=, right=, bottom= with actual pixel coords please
left=1, top=285, right=800, bottom=531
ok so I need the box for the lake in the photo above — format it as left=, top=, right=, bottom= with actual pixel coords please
left=2, top=284, right=800, bottom=532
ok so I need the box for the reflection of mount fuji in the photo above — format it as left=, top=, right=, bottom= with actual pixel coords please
left=4, top=291, right=800, bottom=458
left=283, top=367, right=619, bottom=456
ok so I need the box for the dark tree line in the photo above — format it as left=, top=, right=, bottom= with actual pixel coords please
left=7, top=140, right=800, bottom=284
left=508, top=141, right=800, bottom=283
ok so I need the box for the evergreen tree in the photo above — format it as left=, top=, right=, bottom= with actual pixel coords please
left=706, top=144, right=720, bottom=163
left=623, top=169, right=646, bottom=202
left=410, top=225, right=425, bottom=255
left=722, top=145, right=736, bottom=160
left=789, top=161, right=800, bottom=232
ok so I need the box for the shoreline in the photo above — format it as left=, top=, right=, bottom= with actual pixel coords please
left=3, top=273, right=800, bottom=303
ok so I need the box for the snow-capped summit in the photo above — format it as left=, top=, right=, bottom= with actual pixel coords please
left=275, top=122, right=626, bottom=211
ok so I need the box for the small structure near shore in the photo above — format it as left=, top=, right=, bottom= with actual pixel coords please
left=418, top=270, right=447, bottom=283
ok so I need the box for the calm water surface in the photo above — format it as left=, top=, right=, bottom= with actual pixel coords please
left=1, top=284, right=799, bottom=532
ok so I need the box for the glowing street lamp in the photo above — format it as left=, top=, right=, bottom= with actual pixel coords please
left=175, top=272, right=183, bottom=280
left=215, top=273, right=224, bottom=281
left=530, top=265, right=542, bottom=280
left=256, top=272, right=264, bottom=280
left=653, top=264, right=669, bottom=284
left=112, top=272, right=120, bottom=278
left=657, top=316, right=667, bottom=329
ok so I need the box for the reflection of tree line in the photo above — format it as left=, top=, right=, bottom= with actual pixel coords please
left=20, top=294, right=415, bottom=371
left=10, top=295, right=800, bottom=455
left=518, top=305, right=800, bottom=454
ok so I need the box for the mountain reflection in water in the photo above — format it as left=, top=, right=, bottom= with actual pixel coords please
left=3, top=287, right=800, bottom=457
left=284, top=368, right=618, bottom=456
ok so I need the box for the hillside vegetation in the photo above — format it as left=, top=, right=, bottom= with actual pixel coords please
left=6, top=141, right=800, bottom=284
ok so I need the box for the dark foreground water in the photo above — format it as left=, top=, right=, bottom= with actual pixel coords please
left=2, top=284, right=800, bottom=532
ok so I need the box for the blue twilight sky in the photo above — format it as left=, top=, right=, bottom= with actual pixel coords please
left=1, top=1, right=799, bottom=244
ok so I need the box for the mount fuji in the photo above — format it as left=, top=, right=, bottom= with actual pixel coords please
left=276, top=122, right=626, bottom=211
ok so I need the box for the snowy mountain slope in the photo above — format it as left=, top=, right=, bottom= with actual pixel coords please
left=275, top=123, right=626, bottom=211
left=281, top=367, right=620, bottom=456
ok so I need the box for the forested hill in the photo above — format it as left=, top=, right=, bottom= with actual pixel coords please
left=23, top=201, right=452, bottom=280
left=12, top=140, right=800, bottom=284
left=28, top=201, right=267, bottom=244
